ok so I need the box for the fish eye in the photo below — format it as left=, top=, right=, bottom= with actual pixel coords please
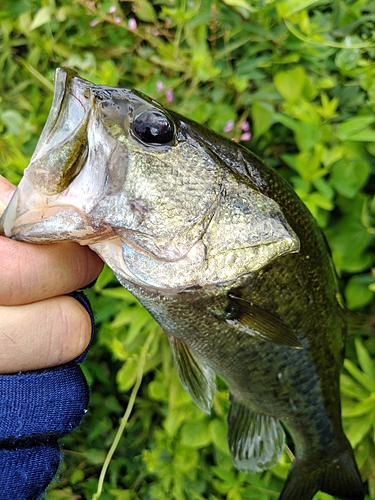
left=132, top=109, right=174, bottom=145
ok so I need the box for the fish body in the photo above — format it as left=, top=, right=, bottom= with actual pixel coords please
left=0, top=69, right=364, bottom=500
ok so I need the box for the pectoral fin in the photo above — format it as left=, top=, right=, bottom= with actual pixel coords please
left=227, top=395, right=285, bottom=472
left=226, top=294, right=302, bottom=348
left=168, top=335, right=216, bottom=414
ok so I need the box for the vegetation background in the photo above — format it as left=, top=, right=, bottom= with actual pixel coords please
left=1, top=0, right=375, bottom=498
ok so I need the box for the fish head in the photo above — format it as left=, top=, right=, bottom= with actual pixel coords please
left=0, top=68, right=299, bottom=291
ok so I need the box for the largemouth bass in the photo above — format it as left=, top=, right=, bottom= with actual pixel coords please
left=0, top=68, right=364, bottom=500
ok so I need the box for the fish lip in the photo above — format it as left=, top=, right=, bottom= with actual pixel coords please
left=33, top=68, right=85, bottom=154
left=0, top=176, right=114, bottom=243
left=0, top=178, right=78, bottom=241
left=22, top=67, right=95, bottom=196
left=36, top=67, right=71, bottom=147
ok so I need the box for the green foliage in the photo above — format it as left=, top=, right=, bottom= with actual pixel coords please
left=0, top=0, right=374, bottom=498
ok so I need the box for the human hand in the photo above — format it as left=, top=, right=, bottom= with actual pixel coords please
left=0, top=175, right=104, bottom=373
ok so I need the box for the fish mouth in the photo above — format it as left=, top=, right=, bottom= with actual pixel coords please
left=26, top=67, right=92, bottom=195
left=0, top=177, right=114, bottom=243
left=0, top=68, right=110, bottom=243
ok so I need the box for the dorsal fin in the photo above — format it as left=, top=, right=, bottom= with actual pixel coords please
left=168, top=335, right=216, bottom=414
left=227, top=394, right=285, bottom=472
left=225, top=294, right=302, bottom=348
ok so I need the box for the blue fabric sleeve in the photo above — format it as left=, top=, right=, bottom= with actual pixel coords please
left=0, top=291, right=95, bottom=500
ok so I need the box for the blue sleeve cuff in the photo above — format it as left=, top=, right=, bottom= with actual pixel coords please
left=0, top=291, right=95, bottom=500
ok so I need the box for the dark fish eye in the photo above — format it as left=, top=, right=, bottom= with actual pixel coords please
left=132, top=110, right=174, bottom=145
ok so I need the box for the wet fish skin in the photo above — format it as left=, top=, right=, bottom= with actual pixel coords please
left=121, top=130, right=362, bottom=499
left=0, top=69, right=364, bottom=500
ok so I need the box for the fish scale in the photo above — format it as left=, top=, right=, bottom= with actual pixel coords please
left=0, top=68, right=364, bottom=500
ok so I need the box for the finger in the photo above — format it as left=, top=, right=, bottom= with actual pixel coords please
left=0, top=175, right=16, bottom=216
left=0, top=296, right=92, bottom=373
left=0, top=237, right=103, bottom=306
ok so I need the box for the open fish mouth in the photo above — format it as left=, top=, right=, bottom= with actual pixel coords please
left=0, top=68, right=112, bottom=244
left=0, top=178, right=114, bottom=244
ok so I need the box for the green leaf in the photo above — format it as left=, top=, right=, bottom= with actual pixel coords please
left=326, top=216, right=368, bottom=261
left=321, top=145, right=345, bottom=168
left=212, top=466, right=236, bottom=483
left=84, top=448, right=106, bottom=466
left=274, top=66, right=306, bottom=102
left=1, top=110, right=25, bottom=136
left=344, top=359, right=375, bottom=394
left=345, top=276, right=374, bottom=309
left=221, top=0, right=256, bottom=15
left=191, top=43, right=221, bottom=82
left=94, top=265, right=116, bottom=290
left=336, top=116, right=375, bottom=141
left=341, top=374, right=371, bottom=400
left=116, top=357, right=138, bottom=392
left=70, top=468, right=85, bottom=485
left=276, top=0, right=321, bottom=17
left=180, top=421, right=211, bottom=448
left=101, top=287, right=133, bottom=300
left=306, top=191, right=334, bottom=211
left=252, top=100, right=274, bottom=138
left=317, top=93, right=338, bottom=120
left=346, top=129, right=375, bottom=142
left=29, top=6, right=53, bottom=30
left=355, top=338, right=375, bottom=383
left=346, top=415, right=374, bottom=448
left=132, top=0, right=157, bottom=22
left=148, top=379, right=168, bottom=401
left=329, top=158, right=370, bottom=198
left=342, top=395, right=375, bottom=417
left=274, top=112, right=299, bottom=132
left=209, top=419, right=229, bottom=454
left=335, top=47, right=361, bottom=73
left=294, top=121, right=321, bottom=151
left=295, top=149, right=327, bottom=181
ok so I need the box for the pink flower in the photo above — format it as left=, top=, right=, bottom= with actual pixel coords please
left=114, top=16, right=121, bottom=23
left=90, top=19, right=99, bottom=27
left=165, top=88, right=173, bottom=103
left=241, top=132, right=252, bottom=141
left=223, top=120, right=234, bottom=133
left=241, top=121, right=250, bottom=132
left=128, top=18, right=137, bottom=30
left=108, top=5, right=116, bottom=14
left=156, top=80, right=164, bottom=92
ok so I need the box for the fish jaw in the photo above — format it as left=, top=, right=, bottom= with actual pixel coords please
left=0, top=177, right=114, bottom=244
left=0, top=68, right=118, bottom=243
left=0, top=67, right=100, bottom=242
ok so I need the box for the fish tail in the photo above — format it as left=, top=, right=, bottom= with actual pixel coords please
left=278, top=450, right=364, bottom=500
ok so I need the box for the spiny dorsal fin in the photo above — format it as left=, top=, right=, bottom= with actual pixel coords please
left=227, top=394, right=285, bottom=472
left=226, top=294, right=302, bottom=348
left=168, top=335, right=216, bottom=414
